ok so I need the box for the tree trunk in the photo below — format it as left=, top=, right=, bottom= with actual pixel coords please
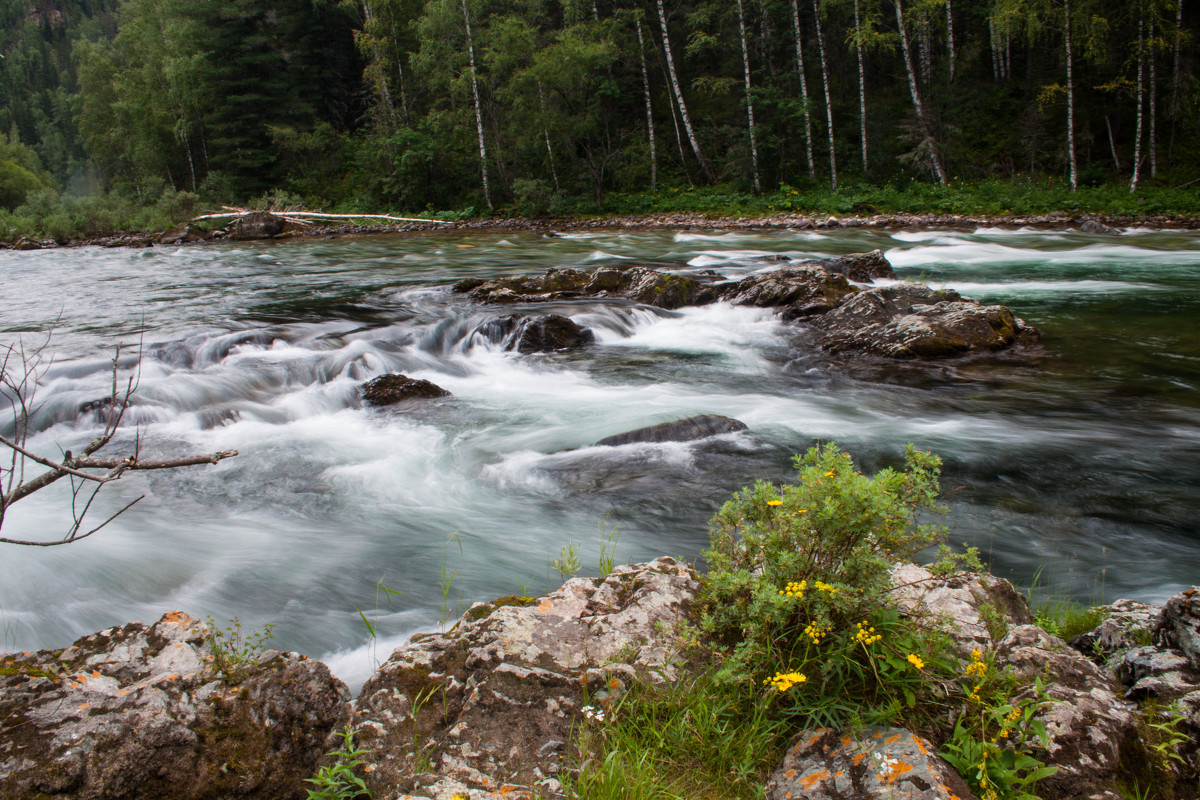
left=537, top=80, right=560, bottom=192
left=789, top=0, right=816, bottom=179
left=812, top=0, right=837, bottom=189
left=945, top=0, right=955, bottom=80
left=1106, top=116, right=1122, bottom=172
left=1131, top=19, right=1145, bottom=193
left=990, top=17, right=1000, bottom=82
left=1150, top=21, right=1158, bottom=179
left=656, top=0, right=716, bottom=183
left=1064, top=0, right=1077, bottom=191
left=360, top=0, right=397, bottom=127
left=1170, top=0, right=1183, bottom=161
left=462, top=0, right=493, bottom=210
left=735, top=0, right=762, bottom=191
left=894, top=0, right=946, bottom=183
left=635, top=17, right=658, bottom=189
left=854, top=0, right=868, bottom=173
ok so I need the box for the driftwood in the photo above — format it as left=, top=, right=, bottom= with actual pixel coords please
left=191, top=206, right=454, bottom=225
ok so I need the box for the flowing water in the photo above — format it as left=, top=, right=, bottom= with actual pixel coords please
left=1, top=225, right=1197, bottom=690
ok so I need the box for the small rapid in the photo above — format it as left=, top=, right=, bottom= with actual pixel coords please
left=1, top=225, right=1198, bottom=691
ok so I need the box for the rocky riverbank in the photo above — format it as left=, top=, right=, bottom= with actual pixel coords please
left=4, top=209, right=1199, bottom=250
left=3, top=562, right=1199, bottom=800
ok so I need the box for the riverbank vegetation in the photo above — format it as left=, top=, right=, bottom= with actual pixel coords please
left=3, top=0, right=1200, bottom=241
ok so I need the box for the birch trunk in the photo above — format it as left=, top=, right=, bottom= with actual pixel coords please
left=789, top=0, right=816, bottom=179
left=1131, top=19, right=1145, bottom=193
left=854, top=0, right=868, bottom=173
left=537, top=81, right=560, bottom=192
left=1004, top=30, right=1011, bottom=78
left=1064, top=0, right=1077, bottom=191
left=1150, top=21, right=1157, bottom=178
left=462, top=0, right=493, bottom=210
left=1106, top=116, right=1122, bottom=172
left=736, top=0, right=762, bottom=191
left=945, top=0, right=955, bottom=80
left=361, top=0, right=397, bottom=126
left=656, top=0, right=716, bottom=183
left=990, top=18, right=1000, bottom=82
left=894, top=0, right=946, bottom=183
left=1170, top=0, right=1183, bottom=161
left=812, top=0, right=838, bottom=189
left=635, top=17, right=658, bottom=189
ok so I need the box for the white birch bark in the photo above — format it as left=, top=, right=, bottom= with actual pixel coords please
left=1131, top=19, right=1145, bottom=193
left=1064, top=0, right=1077, bottom=191
left=656, top=0, right=716, bottom=183
left=854, top=0, right=868, bottom=173
left=1106, top=116, right=1122, bottom=172
left=790, top=0, right=816, bottom=179
left=635, top=17, right=658, bottom=189
left=736, top=0, right=762, bottom=191
left=990, top=18, right=1000, bottom=81
left=1150, top=21, right=1157, bottom=178
left=1172, top=0, right=1183, bottom=118
left=894, top=0, right=946, bottom=183
left=945, top=0, right=955, bottom=80
left=537, top=81, right=560, bottom=192
left=812, top=0, right=838, bottom=189
left=462, top=0, right=493, bottom=210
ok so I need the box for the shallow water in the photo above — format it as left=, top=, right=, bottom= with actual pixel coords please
left=1, top=225, right=1197, bottom=690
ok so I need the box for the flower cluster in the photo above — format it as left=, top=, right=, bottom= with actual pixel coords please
left=764, top=671, right=807, bottom=692
left=767, top=499, right=783, bottom=506
left=965, top=648, right=988, bottom=679
left=854, top=621, right=881, bottom=645
left=994, top=707, right=1023, bottom=740
left=779, top=580, right=807, bottom=598
left=906, top=653, right=925, bottom=670
left=581, top=705, right=606, bottom=722
left=803, top=622, right=829, bottom=644
left=813, top=580, right=838, bottom=594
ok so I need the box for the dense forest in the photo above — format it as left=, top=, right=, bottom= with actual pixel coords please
left=1, top=0, right=1198, bottom=224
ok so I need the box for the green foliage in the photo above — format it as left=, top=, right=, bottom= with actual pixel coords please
left=700, top=443, right=949, bottom=729
left=940, top=667, right=1058, bottom=800
left=598, top=517, right=622, bottom=579
left=203, top=616, right=276, bottom=685
left=1032, top=598, right=1107, bottom=642
left=305, top=726, right=373, bottom=800
left=553, top=541, right=583, bottom=585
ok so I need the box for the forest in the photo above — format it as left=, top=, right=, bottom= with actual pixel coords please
left=0, top=0, right=1198, bottom=227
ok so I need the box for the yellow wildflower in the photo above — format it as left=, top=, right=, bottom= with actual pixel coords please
left=813, top=580, right=838, bottom=594
left=823, top=470, right=834, bottom=477
left=853, top=621, right=881, bottom=645
left=906, top=653, right=925, bottom=670
left=779, top=580, right=807, bottom=598
left=764, top=671, right=807, bottom=692
left=767, top=499, right=782, bottom=506
left=803, top=622, right=829, bottom=644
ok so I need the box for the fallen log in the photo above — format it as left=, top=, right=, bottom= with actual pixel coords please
left=190, top=209, right=454, bottom=225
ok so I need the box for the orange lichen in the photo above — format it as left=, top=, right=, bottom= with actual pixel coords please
left=851, top=753, right=866, bottom=766
left=884, top=734, right=902, bottom=744
left=913, top=737, right=930, bottom=755
left=799, top=769, right=831, bottom=789
left=91, top=670, right=101, bottom=678
left=537, top=599, right=554, bottom=613
left=879, top=760, right=915, bottom=783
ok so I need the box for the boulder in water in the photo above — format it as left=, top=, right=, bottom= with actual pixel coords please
left=230, top=212, right=287, bottom=241
left=1081, top=219, right=1120, bottom=236
left=595, top=414, right=748, bottom=447
left=513, top=314, right=595, bottom=353
left=361, top=373, right=451, bottom=406
left=824, top=249, right=895, bottom=282
left=453, top=266, right=718, bottom=309
left=718, top=265, right=858, bottom=318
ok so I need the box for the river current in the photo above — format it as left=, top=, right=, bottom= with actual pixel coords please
left=1, top=225, right=1197, bottom=690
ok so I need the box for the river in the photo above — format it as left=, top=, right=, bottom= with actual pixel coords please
left=1, top=225, right=1197, bottom=690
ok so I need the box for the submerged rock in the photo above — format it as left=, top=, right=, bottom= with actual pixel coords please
left=815, top=283, right=1035, bottom=358
left=594, top=414, right=749, bottom=447
left=1081, top=220, right=1120, bottom=236
left=361, top=374, right=451, bottom=406
left=766, top=727, right=978, bottom=800
left=0, top=612, right=349, bottom=800
left=453, top=265, right=718, bottom=309
left=353, top=558, right=699, bottom=799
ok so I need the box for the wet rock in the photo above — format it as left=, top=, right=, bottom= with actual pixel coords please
left=1070, top=599, right=1157, bottom=662
left=513, top=314, right=594, bottom=354
left=594, top=414, right=749, bottom=447
left=231, top=212, right=288, bottom=241
left=815, top=284, right=1034, bottom=359
left=453, top=266, right=717, bottom=309
left=0, top=612, right=349, bottom=800
left=890, top=563, right=1033, bottom=656
left=1154, top=587, right=1200, bottom=670
left=1081, top=220, right=1120, bottom=236
left=353, top=558, right=699, bottom=799
left=1114, top=646, right=1199, bottom=701
left=766, top=727, right=977, bottom=800
left=825, top=249, right=896, bottom=282
left=362, top=374, right=451, bottom=406
left=159, top=225, right=210, bottom=245
left=718, top=265, right=858, bottom=318
left=994, top=625, right=1139, bottom=799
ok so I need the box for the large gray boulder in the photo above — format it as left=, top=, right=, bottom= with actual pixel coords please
left=0, top=612, right=349, bottom=800
left=594, top=414, right=748, bottom=447
left=352, top=558, right=699, bottom=799
left=717, top=265, right=858, bottom=319
left=1155, top=586, right=1200, bottom=670
left=453, top=266, right=717, bottom=309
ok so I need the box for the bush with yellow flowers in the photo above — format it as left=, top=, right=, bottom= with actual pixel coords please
left=699, top=443, right=953, bottom=729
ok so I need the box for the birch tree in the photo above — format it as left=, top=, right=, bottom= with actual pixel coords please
left=461, top=0, right=493, bottom=210
left=735, top=0, right=762, bottom=191
left=812, top=0, right=838, bottom=188
left=1131, top=18, right=1145, bottom=192
left=789, top=0, right=816, bottom=178
left=894, top=0, right=947, bottom=182
left=655, top=0, right=717, bottom=182
left=635, top=15, right=658, bottom=188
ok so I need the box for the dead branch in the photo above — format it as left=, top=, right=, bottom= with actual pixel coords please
left=1, top=336, right=240, bottom=546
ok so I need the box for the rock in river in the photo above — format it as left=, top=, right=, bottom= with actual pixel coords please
left=594, top=414, right=749, bottom=447
left=513, top=314, right=595, bottom=353
left=361, top=374, right=451, bottom=406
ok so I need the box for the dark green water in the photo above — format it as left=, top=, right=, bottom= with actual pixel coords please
left=1, top=225, right=1196, bottom=689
